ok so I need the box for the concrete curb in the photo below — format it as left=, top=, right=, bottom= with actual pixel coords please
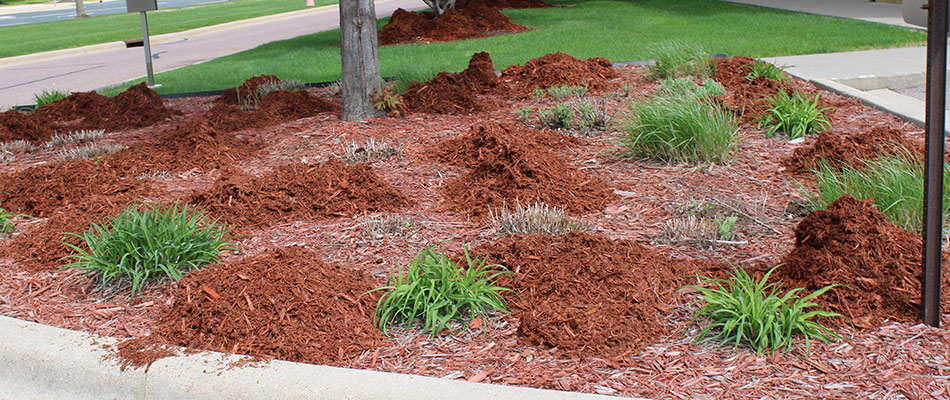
left=0, top=316, right=639, bottom=400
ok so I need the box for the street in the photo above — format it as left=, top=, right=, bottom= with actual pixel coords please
left=0, top=0, right=227, bottom=27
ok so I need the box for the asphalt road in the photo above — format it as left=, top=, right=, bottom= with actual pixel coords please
left=0, top=0, right=227, bottom=27
left=0, top=0, right=423, bottom=108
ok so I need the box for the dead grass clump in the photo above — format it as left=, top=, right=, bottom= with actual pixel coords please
left=488, top=202, right=584, bottom=236
left=360, top=214, right=422, bottom=240
left=339, top=138, right=401, bottom=163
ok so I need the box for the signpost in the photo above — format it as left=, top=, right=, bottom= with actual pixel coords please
left=126, top=0, right=160, bottom=88
left=904, top=0, right=946, bottom=328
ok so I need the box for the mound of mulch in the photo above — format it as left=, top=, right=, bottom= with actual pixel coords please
left=215, top=75, right=280, bottom=104
left=476, top=231, right=718, bottom=360
left=0, top=84, right=175, bottom=144
left=427, top=121, right=613, bottom=218
left=190, top=159, right=413, bottom=231
left=776, top=195, right=950, bottom=329
left=117, top=246, right=382, bottom=368
left=783, top=126, right=923, bottom=174
left=714, top=56, right=796, bottom=124
left=456, top=0, right=550, bottom=9
left=500, top=52, right=619, bottom=95
left=403, top=52, right=507, bottom=115
left=377, top=6, right=528, bottom=46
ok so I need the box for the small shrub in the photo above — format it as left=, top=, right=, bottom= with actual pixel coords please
left=647, top=42, right=714, bottom=80
left=532, top=88, right=547, bottom=103
left=488, top=202, right=584, bottom=236
left=537, top=103, right=575, bottom=129
left=571, top=97, right=612, bottom=133
left=33, top=89, right=70, bottom=107
left=372, top=87, right=404, bottom=117
left=759, top=91, right=832, bottom=139
left=0, top=202, right=29, bottom=234
left=715, top=215, right=739, bottom=240
left=369, top=246, right=511, bottom=336
left=687, top=265, right=841, bottom=354
left=60, top=143, right=127, bottom=160
left=620, top=90, right=739, bottom=164
left=515, top=106, right=533, bottom=125
left=361, top=214, right=421, bottom=240
left=545, top=84, right=588, bottom=101
left=746, top=59, right=788, bottom=82
left=45, top=129, right=105, bottom=148
left=63, top=202, right=232, bottom=296
left=339, top=138, right=400, bottom=163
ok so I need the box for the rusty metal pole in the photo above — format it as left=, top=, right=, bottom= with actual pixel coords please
left=922, top=0, right=946, bottom=327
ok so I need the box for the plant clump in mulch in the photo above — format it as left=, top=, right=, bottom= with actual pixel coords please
left=775, top=195, right=950, bottom=329
left=215, top=75, right=280, bottom=104
left=456, top=0, right=550, bottom=9
left=190, top=159, right=413, bottom=231
left=403, top=52, right=507, bottom=115
left=0, top=83, right=175, bottom=144
left=714, top=56, right=796, bottom=124
left=377, top=6, right=528, bottom=46
left=476, top=231, right=718, bottom=360
left=783, top=126, right=923, bottom=174
left=500, top=52, right=619, bottom=95
left=116, top=246, right=382, bottom=368
left=427, top=121, right=614, bottom=218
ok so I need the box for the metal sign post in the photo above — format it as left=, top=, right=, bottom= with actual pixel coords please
left=922, top=0, right=946, bottom=328
left=126, top=0, right=160, bottom=88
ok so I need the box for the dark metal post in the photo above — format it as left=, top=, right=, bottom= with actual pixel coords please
left=922, top=0, right=946, bottom=327
left=140, top=11, right=156, bottom=87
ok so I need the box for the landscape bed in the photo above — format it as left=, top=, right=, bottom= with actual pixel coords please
left=0, top=51, right=948, bottom=400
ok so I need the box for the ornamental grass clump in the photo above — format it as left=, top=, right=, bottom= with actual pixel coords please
left=688, top=265, right=841, bottom=354
left=647, top=42, right=715, bottom=80
left=0, top=202, right=29, bottom=234
left=370, top=246, right=511, bottom=336
left=620, top=89, right=738, bottom=164
left=759, top=91, right=832, bottom=139
left=746, top=59, right=788, bottom=82
left=63, top=202, right=232, bottom=296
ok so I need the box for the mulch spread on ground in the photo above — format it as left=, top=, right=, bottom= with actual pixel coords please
left=377, top=6, right=528, bottom=46
left=215, top=75, right=279, bottom=104
left=477, top=231, right=720, bottom=360
left=118, top=246, right=382, bottom=368
left=191, top=159, right=413, bottom=231
left=0, top=84, right=176, bottom=144
left=783, top=126, right=924, bottom=174
left=403, top=52, right=506, bottom=115
left=456, top=0, right=550, bottom=9
left=777, top=195, right=950, bottom=328
left=427, top=121, right=614, bottom=218
left=714, top=56, right=798, bottom=124
left=500, top=52, right=620, bottom=95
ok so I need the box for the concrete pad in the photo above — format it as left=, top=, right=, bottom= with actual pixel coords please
left=765, top=47, right=931, bottom=83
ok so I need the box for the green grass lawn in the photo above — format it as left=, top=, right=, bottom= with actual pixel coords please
left=0, top=0, right=50, bottom=6
left=0, top=0, right=335, bottom=58
left=102, top=0, right=926, bottom=95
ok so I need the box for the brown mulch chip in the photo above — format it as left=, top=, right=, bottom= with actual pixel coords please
left=377, top=6, right=528, bottom=46
left=500, top=52, right=620, bottom=95
left=117, top=246, right=382, bottom=369
left=714, top=56, right=798, bottom=124
left=216, top=75, right=280, bottom=104
left=403, top=52, right=507, bottom=115
left=783, top=126, right=924, bottom=174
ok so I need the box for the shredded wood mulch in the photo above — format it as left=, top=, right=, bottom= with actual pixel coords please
left=0, top=55, right=948, bottom=399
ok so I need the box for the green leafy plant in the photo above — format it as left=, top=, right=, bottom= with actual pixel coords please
left=537, top=103, right=576, bottom=129
left=687, top=265, right=841, bottom=354
left=372, top=87, right=404, bottom=117
left=647, top=42, right=715, bottom=80
left=33, top=89, right=70, bottom=107
left=63, top=202, right=233, bottom=296
left=545, top=84, right=589, bottom=101
left=759, top=91, right=832, bottom=139
left=715, top=215, right=739, bottom=240
left=515, top=106, right=534, bottom=125
left=621, top=89, right=739, bottom=164
left=619, top=83, right=634, bottom=97
left=0, top=202, right=30, bottom=234
left=369, top=246, right=511, bottom=336
left=746, top=59, right=788, bottom=82
left=532, top=88, right=547, bottom=103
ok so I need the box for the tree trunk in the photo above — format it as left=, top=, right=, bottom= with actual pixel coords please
left=75, top=0, right=86, bottom=17
left=340, top=0, right=383, bottom=121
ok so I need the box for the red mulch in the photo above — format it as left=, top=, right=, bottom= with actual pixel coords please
left=118, top=246, right=382, bottom=368
left=477, top=231, right=722, bottom=360
left=783, top=126, right=925, bottom=174
left=776, top=195, right=950, bottom=328
left=377, top=6, right=528, bottom=46
left=403, top=52, right=507, bottom=115
left=216, top=75, right=280, bottom=104
left=426, top=121, right=615, bottom=218
left=714, top=56, right=798, bottom=124
left=457, top=0, right=550, bottom=9
left=190, top=160, right=414, bottom=231
left=500, top=52, right=620, bottom=95
left=0, top=83, right=175, bottom=144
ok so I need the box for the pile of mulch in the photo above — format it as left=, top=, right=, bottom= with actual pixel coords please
left=0, top=84, right=175, bottom=144
left=190, top=159, right=413, bottom=231
left=476, top=231, right=719, bottom=360
left=377, top=6, right=528, bottom=46
left=775, top=195, right=950, bottom=329
left=117, top=246, right=382, bottom=368
left=456, top=0, right=550, bottom=9
left=427, top=121, right=614, bottom=218
left=500, top=52, right=619, bottom=95
left=403, top=52, right=507, bottom=115
left=215, top=75, right=280, bottom=104
left=714, top=56, right=796, bottom=124
left=783, top=126, right=923, bottom=174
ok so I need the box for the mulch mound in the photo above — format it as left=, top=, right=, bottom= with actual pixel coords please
left=0, top=83, right=175, bottom=144
left=377, top=6, right=528, bottom=46
left=456, top=0, right=550, bottom=9
left=216, top=75, right=280, bottom=104
left=403, top=52, right=507, bottom=115
left=117, top=246, right=382, bottom=368
left=476, top=231, right=717, bottom=360
left=427, top=122, right=613, bottom=218
left=776, top=195, right=950, bottom=329
left=190, top=159, right=413, bottom=231
left=783, top=126, right=923, bottom=174
left=500, top=52, right=619, bottom=95
left=714, top=56, right=796, bottom=124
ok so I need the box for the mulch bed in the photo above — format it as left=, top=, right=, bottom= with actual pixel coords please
left=783, top=126, right=924, bottom=174
left=377, top=6, right=528, bottom=46
left=500, top=52, right=620, bottom=95
left=403, top=52, right=506, bottom=115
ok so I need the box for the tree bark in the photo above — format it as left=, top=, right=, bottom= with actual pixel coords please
left=340, top=0, right=383, bottom=121
left=75, top=0, right=86, bottom=17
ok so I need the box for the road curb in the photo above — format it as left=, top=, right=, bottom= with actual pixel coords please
left=0, top=316, right=640, bottom=400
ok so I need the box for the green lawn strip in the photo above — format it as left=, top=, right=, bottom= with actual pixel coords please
left=100, top=0, right=925, bottom=96
left=0, top=0, right=49, bottom=6
left=0, top=0, right=334, bottom=58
